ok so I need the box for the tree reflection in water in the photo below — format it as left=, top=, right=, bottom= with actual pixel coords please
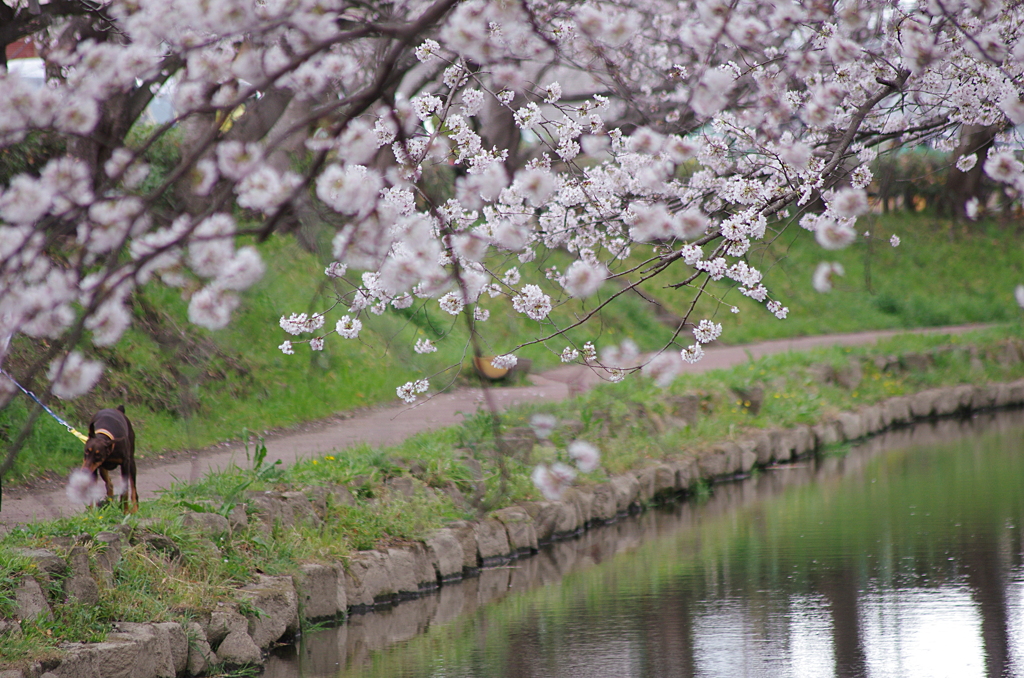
left=264, top=412, right=1024, bottom=678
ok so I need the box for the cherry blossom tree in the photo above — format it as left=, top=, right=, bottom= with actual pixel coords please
left=1, top=0, right=1023, bottom=473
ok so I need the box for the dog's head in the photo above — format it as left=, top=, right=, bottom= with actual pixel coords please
left=82, top=431, right=115, bottom=473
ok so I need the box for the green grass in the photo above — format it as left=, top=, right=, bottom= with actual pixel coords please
left=0, top=459, right=465, bottom=665
left=324, top=323, right=1024, bottom=490
left=2, top=212, right=1021, bottom=483
left=642, top=212, right=1023, bottom=343
left=1, top=234, right=676, bottom=482
left=2, top=324, right=1024, bottom=667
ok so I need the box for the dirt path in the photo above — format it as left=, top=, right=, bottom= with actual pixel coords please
left=0, top=324, right=988, bottom=529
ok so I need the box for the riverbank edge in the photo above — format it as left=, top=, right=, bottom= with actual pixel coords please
left=5, top=377, right=1024, bottom=678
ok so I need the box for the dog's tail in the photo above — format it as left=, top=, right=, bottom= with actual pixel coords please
left=117, top=404, right=126, bottom=414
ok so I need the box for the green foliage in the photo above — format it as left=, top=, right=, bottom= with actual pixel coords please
left=125, top=124, right=184, bottom=210
left=0, top=551, right=35, bottom=618
left=0, top=131, right=66, bottom=184
left=0, top=396, right=82, bottom=481
left=871, top=146, right=950, bottom=211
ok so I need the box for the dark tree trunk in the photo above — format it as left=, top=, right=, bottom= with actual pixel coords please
left=818, top=566, right=869, bottom=678
left=941, top=124, right=999, bottom=220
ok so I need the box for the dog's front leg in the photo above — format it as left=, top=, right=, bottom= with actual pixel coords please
left=128, top=477, right=139, bottom=514
left=121, top=468, right=138, bottom=513
left=99, top=468, right=114, bottom=505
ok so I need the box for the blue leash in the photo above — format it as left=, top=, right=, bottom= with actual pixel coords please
left=0, top=367, right=88, bottom=443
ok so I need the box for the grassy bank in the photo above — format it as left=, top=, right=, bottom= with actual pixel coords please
left=646, top=212, right=1023, bottom=343
left=2, top=213, right=1020, bottom=484
left=0, top=236, right=674, bottom=483
left=2, top=324, right=1024, bottom=667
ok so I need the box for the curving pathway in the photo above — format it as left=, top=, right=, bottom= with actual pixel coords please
left=0, top=324, right=988, bottom=530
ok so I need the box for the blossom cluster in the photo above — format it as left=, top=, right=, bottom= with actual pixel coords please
left=532, top=434, right=604, bottom=501
left=3, top=0, right=1024, bottom=409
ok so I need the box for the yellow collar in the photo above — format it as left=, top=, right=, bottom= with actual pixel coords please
left=94, top=428, right=115, bottom=441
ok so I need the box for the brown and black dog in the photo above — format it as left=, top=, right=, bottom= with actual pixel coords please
left=82, top=405, right=139, bottom=512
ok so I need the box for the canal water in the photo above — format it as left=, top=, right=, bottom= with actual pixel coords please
left=264, top=412, right=1024, bottom=678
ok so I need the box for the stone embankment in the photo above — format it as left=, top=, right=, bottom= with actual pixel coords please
left=5, top=378, right=1024, bottom=678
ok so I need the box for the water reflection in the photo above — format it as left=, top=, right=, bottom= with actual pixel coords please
left=266, top=411, right=1024, bottom=678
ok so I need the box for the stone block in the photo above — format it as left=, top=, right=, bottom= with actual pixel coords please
left=227, top=504, right=248, bottom=532
left=835, top=360, right=863, bottom=390
left=697, top=447, right=731, bottom=478
left=996, top=340, right=1023, bottom=365
left=908, top=390, right=937, bottom=418
left=329, top=484, right=357, bottom=507
left=181, top=512, right=231, bottom=538
left=882, top=397, right=912, bottom=426
left=793, top=426, right=816, bottom=457
left=94, top=532, right=123, bottom=583
left=589, top=484, right=618, bottom=522
left=423, top=529, right=464, bottom=581
left=750, top=431, right=774, bottom=465
left=67, top=546, right=90, bottom=578
left=633, top=467, right=657, bottom=504
left=344, top=550, right=392, bottom=608
left=666, top=394, right=701, bottom=426
left=65, top=575, right=100, bottom=605
left=739, top=448, right=757, bottom=473
left=474, top=519, right=512, bottom=565
left=993, top=382, right=1015, bottom=407
left=78, top=642, right=135, bottom=678
left=13, top=549, right=67, bottom=579
left=152, top=622, right=188, bottom=676
left=446, top=521, right=481, bottom=571
left=674, top=459, right=698, bottom=489
left=238, top=574, right=299, bottom=648
left=15, top=576, right=51, bottom=621
left=185, top=622, right=216, bottom=676
left=561, top=488, right=593, bottom=528
left=491, top=506, right=538, bottom=555
left=653, top=464, right=677, bottom=496
left=835, top=411, right=865, bottom=441
left=808, top=363, right=835, bottom=384
left=610, top=474, right=640, bottom=514
left=382, top=548, right=419, bottom=598
left=247, top=491, right=321, bottom=530
left=732, top=385, right=765, bottom=415
left=812, top=420, right=841, bottom=447
left=859, top=405, right=885, bottom=435
left=736, top=440, right=757, bottom=473
left=901, top=353, right=933, bottom=372
left=296, top=563, right=344, bottom=622
left=205, top=606, right=248, bottom=647
left=1007, top=379, right=1024, bottom=406
left=384, top=544, right=435, bottom=595
left=771, top=430, right=795, bottom=462
left=521, top=501, right=578, bottom=541
left=929, top=388, right=958, bottom=416
left=47, top=644, right=99, bottom=678
left=106, top=622, right=175, bottom=678
left=383, top=476, right=419, bottom=499
left=136, top=532, right=179, bottom=561
left=215, top=631, right=262, bottom=667
left=952, top=384, right=976, bottom=411
left=970, top=384, right=998, bottom=410
left=720, top=442, right=743, bottom=474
